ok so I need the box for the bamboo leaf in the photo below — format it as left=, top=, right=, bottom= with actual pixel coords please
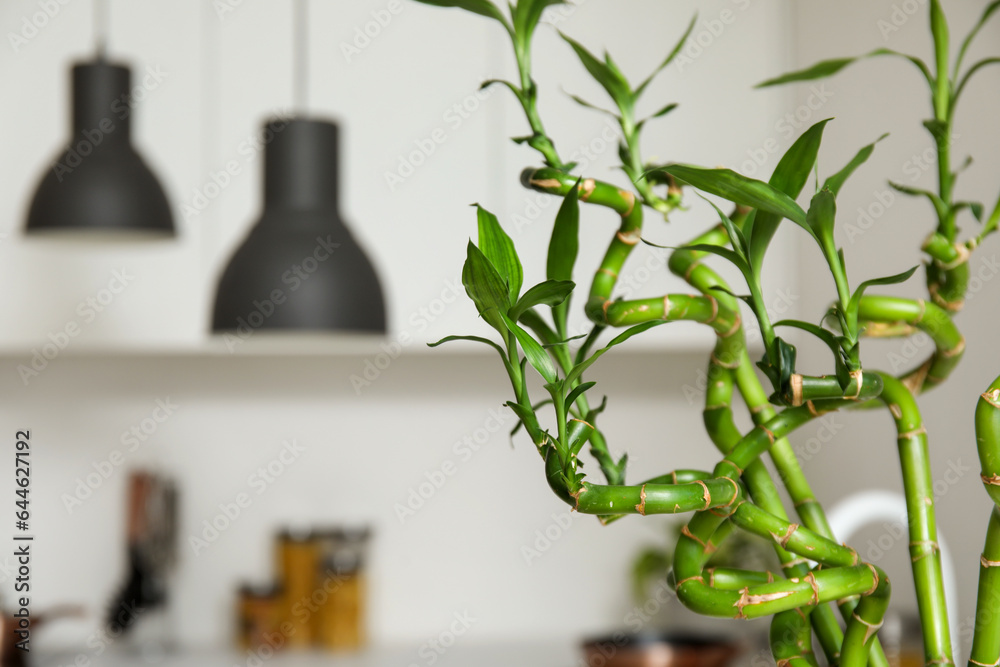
left=681, top=244, right=749, bottom=274
left=567, top=418, right=595, bottom=456
left=637, top=102, right=679, bottom=130
left=955, top=1, right=1000, bottom=75
left=463, top=241, right=512, bottom=334
left=476, top=204, right=523, bottom=302
left=565, top=321, right=665, bottom=387
left=823, top=133, right=888, bottom=197
left=545, top=181, right=578, bottom=284
left=889, top=181, right=949, bottom=220
left=775, top=319, right=841, bottom=356
left=956, top=58, right=1000, bottom=102
left=748, top=119, right=831, bottom=273
left=756, top=48, right=933, bottom=88
left=513, top=0, right=564, bottom=45
left=635, top=14, right=697, bottom=98
left=560, top=33, right=633, bottom=118
left=953, top=201, right=984, bottom=222
left=501, top=312, right=557, bottom=383
left=542, top=333, right=587, bottom=349
left=414, top=0, right=512, bottom=33
left=656, top=164, right=810, bottom=231
left=846, top=266, right=919, bottom=334
left=564, top=381, right=596, bottom=412
left=575, top=325, right=605, bottom=366
left=428, top=334, right=507, bottom=360
left=480, top=78, right=523, bottom=101
left=806, top=188, right=838, bottom=254
left=566, top=93, right=616, bottom=116
left=547, top=182, right=580, bottom=336
left=506, top=400, right=544, bottom=443
left=509, top=280, right=575, bottom=321
left=697, top=194, right=748, bottom=261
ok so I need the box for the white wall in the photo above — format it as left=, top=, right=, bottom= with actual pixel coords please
left=4, top=0, right=997, bottom=660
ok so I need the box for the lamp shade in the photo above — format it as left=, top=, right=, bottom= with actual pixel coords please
left=25, top=60, right=174, bottom=235
left=211, top=118, right=386, bottom=334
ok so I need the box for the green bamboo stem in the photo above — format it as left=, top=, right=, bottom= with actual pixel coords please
left=878, top=373, right=953, bottom=666
left=673, top=508, right=888, bottom=625
left=771, top=609, right=821, bottom=667
left=970, top=378, right=1000, bottom=667
left=708, top=567, right=781, bottom=590
left=858, top=296, right=965, bottom=393
left=672, top=502, right=891, bottom=667
left=675, top=222, right=850, bottom=664
left=706, top=366, right=847, bottom=663
left=970, top=509, right=1000, bottom=667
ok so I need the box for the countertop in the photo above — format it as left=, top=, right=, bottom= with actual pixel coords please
left=33, top=641, right=580, bottom=667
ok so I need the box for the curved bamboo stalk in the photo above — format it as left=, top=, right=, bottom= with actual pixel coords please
left=876, top=373, right=954, bottom=666
left=971, top=378, right=1000, bottom=667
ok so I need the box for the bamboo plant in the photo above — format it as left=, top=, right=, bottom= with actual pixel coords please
left=413, top=2, right=1000, bottom=666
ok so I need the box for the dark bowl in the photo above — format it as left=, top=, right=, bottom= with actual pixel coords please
left=582, top=632, right=743, bottom=667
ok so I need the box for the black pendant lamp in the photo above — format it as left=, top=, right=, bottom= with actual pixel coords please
left=212, top=0, right=385, bottom=334
left=25, top=0, right=174, bottom=236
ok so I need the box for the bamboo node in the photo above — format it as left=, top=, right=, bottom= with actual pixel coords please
left=783, top=557, right=809, bottom=569
left=909, top=540, right=940, bottom=562
left=695, top=480, right=712, bottom=511
left=983, top=390, right=1000, bottom=409
left=942, top=336, right=966, bottom=358
left=529, top=177, right=562, bottom=190
left=804, top=571, right=820, bottom=606
left=929, top=283, right=965, bottom=312
left=635, top=484, right=647, bottom=516
left=616, top=229, right=641, bottom=245
left=851, top=612, right=884, bottom=644
left=704, top=403, right=729, bottom=412
left=761, top=426, right=777, bottom=445
left=865, top=563, right=880, bottom=596
left=722, top=477, right=741, bottom=506
left=580, top=178, right=596, bottom=201
left=683, top=261, right=701, bottom=282
left=676, top=574, right=704, bottom=589
left=901, top=363, right=929, bottom=395
left=936, top=242, right=971, bottom=271
left=915, top=299, right=927, bottom=324
left=925, top=660, right=955, bottom=667
left=720, top=459, right=743, bottom=477
left=597, top=267, right=618, bottom=279
left=790, top=374, right=804, bottom=407
left=733, top=587, right=795, bottom=619
left=619, top=189, right=636, bottom=217
left=981, top=472, right=1000, bottom=486
left=967, top=660, right=998, bottom=667
left=680, top=524, right=707, bottom=549
left=981, top=554, right=1000, bottom=568
left=704, top=295, right=720, bottom=325
left=718, top=314, right=742, bottom=339
left=710, top=351, right=741, bottom=370
left=847, top=369, right=864, bottom=399
left=777, top=523, right=799, bottom=549
left=897, top=426, right=927, bottom=440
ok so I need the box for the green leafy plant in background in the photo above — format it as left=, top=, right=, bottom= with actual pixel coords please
left=415, top=2, right=1000, bottom=666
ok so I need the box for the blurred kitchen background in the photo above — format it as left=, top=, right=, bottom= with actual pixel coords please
left=0, top=0, right=998, bottom=663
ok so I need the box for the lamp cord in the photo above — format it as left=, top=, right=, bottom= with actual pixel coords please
left=94, top=0, right=108, bottom=59
left=294, top=0, right=308, bottom=112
